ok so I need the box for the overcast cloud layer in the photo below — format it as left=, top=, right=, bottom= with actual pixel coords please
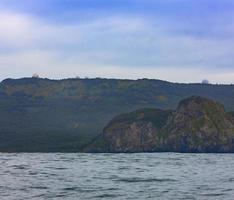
left=0, top=0, right=234, bottom=83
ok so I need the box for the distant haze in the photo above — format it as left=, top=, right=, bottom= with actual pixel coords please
left=0, top=0, right=234, bottom=83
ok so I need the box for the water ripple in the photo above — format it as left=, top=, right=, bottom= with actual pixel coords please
left=0, top=153, right=233, bottom=199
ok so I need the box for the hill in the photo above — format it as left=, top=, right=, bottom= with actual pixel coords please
left=85, top=96, right=234, bottom=153
left=0, top=77, right=234, bottom=152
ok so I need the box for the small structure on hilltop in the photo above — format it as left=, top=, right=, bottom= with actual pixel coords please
left=32, top=74, right=40, bottom=78
left=202, top=79, right=209, bottom=84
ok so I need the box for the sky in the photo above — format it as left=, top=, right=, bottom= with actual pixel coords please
left=0, top=0, right=234, bottom=83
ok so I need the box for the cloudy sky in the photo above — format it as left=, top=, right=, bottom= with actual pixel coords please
left=0, top=0, right=234, bottom=83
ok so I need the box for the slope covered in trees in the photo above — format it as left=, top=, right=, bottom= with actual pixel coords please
left=0, top=77, right=234, bottom=152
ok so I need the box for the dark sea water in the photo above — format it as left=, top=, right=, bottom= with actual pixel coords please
left=0, top=153, right=234, bottom=200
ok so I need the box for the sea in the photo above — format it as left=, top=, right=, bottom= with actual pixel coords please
left=0, top=153, right=233, bottom=200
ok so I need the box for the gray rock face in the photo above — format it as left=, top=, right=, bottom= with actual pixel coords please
left=85, top=108, right=171, bottom=152
left=103, top=121, right=159, bottom=152
left=85, top=96, right=234, bottom=153
left=163, top=96, right=234, bottom=152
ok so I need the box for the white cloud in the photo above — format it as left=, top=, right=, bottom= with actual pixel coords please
left=1, top=50, right=233, bottom=84
left=0, top=10, right=234, bottom=83
left=0, top=12, right=34, bottom=46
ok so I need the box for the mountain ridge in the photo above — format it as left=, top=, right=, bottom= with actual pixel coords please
left=2, top=77, right=234, bottom=86
left=0, top=77, right=234, bottom=152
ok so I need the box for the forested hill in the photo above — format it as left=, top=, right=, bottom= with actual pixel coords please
left=0, top=77, right=234, bottom=152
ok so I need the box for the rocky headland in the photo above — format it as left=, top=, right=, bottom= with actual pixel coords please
left=85, top=96, right=234, bottom=153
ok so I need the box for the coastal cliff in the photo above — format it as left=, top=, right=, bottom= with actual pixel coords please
left=85, top=96, right=234, bottom=153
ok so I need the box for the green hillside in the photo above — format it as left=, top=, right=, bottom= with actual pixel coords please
left=0, top=77, right=234, bottom=152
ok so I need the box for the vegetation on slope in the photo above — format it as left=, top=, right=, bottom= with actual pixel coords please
left=0, top=77, right=234, bottom=152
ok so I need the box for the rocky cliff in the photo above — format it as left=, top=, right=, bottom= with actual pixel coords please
left=85, top=96, right=234, bottom=153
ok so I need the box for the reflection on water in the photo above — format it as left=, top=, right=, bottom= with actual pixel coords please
left=0, top=153, right=234, bottom=199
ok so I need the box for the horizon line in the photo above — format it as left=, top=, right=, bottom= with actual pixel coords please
left=1, top=76, right=234, bottom=86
